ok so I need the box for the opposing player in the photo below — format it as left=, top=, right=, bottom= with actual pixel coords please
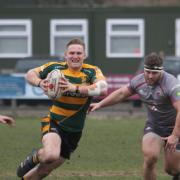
left=89, top=52, right=180, bottom=180
left=16, top=38, right=107, bottom=179
left=0, top=115, right=15, bottom=126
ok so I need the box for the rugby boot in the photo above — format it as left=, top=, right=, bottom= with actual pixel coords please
left=17, top=149, right=38, bottom=177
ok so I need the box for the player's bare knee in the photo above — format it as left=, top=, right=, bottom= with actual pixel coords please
left=39, top=149, right=59, bottom=163
left=144, top=153, right=158, bottom=167
left=44, top=153, right=59, bottom=163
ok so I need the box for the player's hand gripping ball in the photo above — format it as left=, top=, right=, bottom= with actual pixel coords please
left=46, top=69, right=64, bottom=99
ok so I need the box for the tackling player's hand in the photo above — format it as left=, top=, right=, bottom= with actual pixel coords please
left=87, top=103, right=101, bottom=114
left=162, top=134, right=179, bottom=152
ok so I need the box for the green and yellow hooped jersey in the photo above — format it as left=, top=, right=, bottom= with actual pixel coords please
left=35, top=61, right=105, bottom=133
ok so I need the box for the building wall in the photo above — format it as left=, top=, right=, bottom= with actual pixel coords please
left=0, top=7, right=179, bottom=74
left=1, top=0, right=180, bottom=7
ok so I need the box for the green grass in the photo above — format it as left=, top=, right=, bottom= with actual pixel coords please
left=0, top=117, right=171, bottom=179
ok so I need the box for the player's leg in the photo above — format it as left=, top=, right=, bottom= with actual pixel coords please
left=17, top=132, right=61, bottom=178
left=142, top=132, right=163, bottom=180
left=164, top=143, right=180, bottom=179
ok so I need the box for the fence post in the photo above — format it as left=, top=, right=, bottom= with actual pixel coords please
left=11, top=99, right=17, bottom=117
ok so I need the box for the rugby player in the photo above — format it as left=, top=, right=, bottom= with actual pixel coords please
left=16, top=38, right=107, bottom=179
left=89, top=52, right=180, bottom=180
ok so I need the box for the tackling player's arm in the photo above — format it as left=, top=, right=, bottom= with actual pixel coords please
left=88, top=85, right=133, bottom=113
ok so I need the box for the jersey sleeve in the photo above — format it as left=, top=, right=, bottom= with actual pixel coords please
left=169, top=84, right=180, bottom=102
left=91, top=66, right=106, bottom=83
left=34, top=62, right=61, bottom=79
left=127, top=74, right=141, bottom=94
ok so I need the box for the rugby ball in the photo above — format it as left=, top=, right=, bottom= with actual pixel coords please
left=47, top=69, right=64, bottom=99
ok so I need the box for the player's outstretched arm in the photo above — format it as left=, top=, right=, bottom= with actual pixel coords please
left=88, top=85, right=132, bottom=113
left=0, top=115, right=15, bottom=126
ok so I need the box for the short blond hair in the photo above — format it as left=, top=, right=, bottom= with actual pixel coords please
left=66, top=38, right=85, bottom=50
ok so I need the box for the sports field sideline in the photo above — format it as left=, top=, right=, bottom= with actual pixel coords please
left=0, top=101, right=146, bottom=118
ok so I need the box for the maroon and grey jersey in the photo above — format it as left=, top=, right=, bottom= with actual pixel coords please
left=129, top=71, right=180, bottom=131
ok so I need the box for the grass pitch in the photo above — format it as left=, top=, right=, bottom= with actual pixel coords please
left=0, top=116, right=171, bottom=179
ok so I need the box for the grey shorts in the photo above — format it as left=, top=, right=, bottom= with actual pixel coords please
left=144, top=121, right=173, bottom=137
left=144, top=121, right=180, bottom=150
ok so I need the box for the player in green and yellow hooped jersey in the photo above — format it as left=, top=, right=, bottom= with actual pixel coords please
left=17, top=38, right=107, bottom=179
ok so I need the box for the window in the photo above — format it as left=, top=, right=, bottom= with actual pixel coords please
left=50, top=19, right=88, bottom=56
left=176, top=19, right=180, bottom=56
left=0, top=19, right=32, bottom=58
left=106, top=19, right=144, bottom=58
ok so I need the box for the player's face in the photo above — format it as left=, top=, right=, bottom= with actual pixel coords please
left=144, top=69, right=162, bottom=85
left=65, top=44, right=86, bottom=71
